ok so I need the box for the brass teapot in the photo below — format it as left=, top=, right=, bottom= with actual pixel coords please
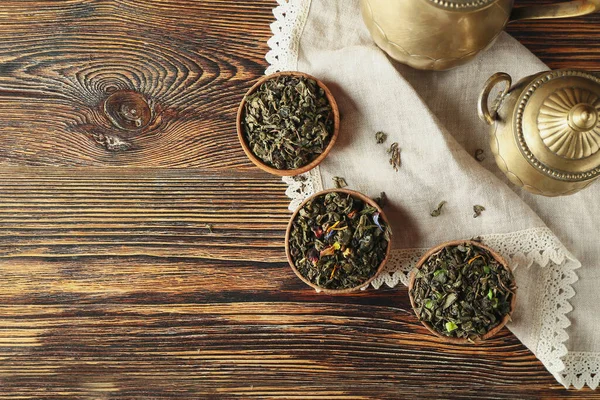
left=360, top=0, right=600, bottom=71
left=478, top=70, right=600, bottom=196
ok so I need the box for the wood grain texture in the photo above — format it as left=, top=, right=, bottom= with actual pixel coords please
left=0, top=0, right=272, bottom=168
left=508, top=0, right=600, bottom=71
left=0, top=0, right=599, bottom=398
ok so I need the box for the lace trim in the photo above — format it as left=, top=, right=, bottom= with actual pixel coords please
left=282, top=167, right=323, bottom=212
left=270, top=0, right=590, bottom=389
left=266, top=0, right=312, bottom=75
left=562, top=352, right=600, bottom=390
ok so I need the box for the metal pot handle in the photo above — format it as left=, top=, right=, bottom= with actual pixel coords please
left=510, top=0, right=600, bottom=22
left=478, top=73, right=512, bottom=125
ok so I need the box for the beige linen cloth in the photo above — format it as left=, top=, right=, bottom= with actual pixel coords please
left=267, top=0, right=599, bottom=389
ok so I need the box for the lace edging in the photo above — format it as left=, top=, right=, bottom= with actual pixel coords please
left=562, top=352, right=600, bottom=390
left=282, top=167, right=324, bottom=212
left=266, top=0, right=312, bottom=75
left=483, top=230, right=580, bottom=389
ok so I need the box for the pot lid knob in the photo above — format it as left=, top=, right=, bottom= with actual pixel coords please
left=568, top=103, right=598, bottom=132
left=538, top=88, right=600, bottom=160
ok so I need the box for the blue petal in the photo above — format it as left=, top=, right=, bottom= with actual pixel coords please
left=373, top=212, right=384, bottom=232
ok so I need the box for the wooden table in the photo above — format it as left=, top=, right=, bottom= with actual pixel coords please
left=0, top=1, right=598, bottom=398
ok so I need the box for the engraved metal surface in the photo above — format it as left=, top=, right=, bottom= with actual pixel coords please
left=538, top=88, right=600, bottom=159
left=426, top=0, right=496, bottom=10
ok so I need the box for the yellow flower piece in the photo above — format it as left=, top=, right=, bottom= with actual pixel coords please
left=326, top=221, right=341, bottom=233
left=330, top=265, right=339, bottom=279
left=319, top=242, right=341, bottom=258
left=467, top=255, right=483, bottom=265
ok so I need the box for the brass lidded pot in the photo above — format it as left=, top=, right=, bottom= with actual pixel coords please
left=478, top=70, right=600, bottom=196
left=360, top=0, right=600, bottom=71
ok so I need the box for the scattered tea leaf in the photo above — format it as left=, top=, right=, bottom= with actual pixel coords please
left=376, top=131, right=387, bottom=144
left=289, top=192, right=391, bottom=290
left=375, top=192, right=387, bottom=208
left=475, top=149, right=486, bottom=162
left=473, top=205, right=486, bottom=218
left=388, top=143, right=401, bottom=171
left=242, top=75, right=334, bottom=170
left=294, top=175, right=308, bottom=182
left=388, top=142, right=401, bottom=172
left=430, top=201, right=447, bottom=217
left=410, top=242, right=516, bottom=340
left=333, top=176, right=347, bottom=189
left=205, top=224, right=214, bottom=234
left=294, top=182, right=307, bottom=194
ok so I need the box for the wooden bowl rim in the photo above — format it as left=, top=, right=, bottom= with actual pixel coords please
left=285, top=188, right=392, bottom=295
left=408, top=240, right=517, bottom=344
left=236, top=71, right=340, bottom=177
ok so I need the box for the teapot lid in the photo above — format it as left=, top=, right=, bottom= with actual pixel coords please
left=427, top=0, right=496, bottom=10
left=516, top=70, right=600, bottom=182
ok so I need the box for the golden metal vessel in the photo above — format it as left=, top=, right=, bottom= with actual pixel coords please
left=478, top=70, right=600, bottom=196
left=360, top=0, right=600, bottom=71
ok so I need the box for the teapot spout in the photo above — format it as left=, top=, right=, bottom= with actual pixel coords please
left=510, top=0, right=600, bottom=22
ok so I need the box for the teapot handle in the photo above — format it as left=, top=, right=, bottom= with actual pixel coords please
left=478, top=73, right=512, bottom=125
left=510, top=0, right=600, bottom=22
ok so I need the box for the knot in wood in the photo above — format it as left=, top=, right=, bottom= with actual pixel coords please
left=104, top=90, right=152, bottom=131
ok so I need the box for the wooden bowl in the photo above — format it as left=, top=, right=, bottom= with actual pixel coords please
left=236, top=71, right=340, bottom=177
left=408, top=240, right=516, bottom=344
left=285, top=188, right=392, bottom=294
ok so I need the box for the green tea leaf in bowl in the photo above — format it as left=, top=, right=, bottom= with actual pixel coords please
left=410, top=242, right=516, bottom=341
left=288, top=192, right=391, bottom=290
left=242, top=74, right=335, bottom=170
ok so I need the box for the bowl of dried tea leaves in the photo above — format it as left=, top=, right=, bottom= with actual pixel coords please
left=286, top=189, right=392, bottom=294
left=237, top=71, right=340, bottom=176
left=409, top=241, right=517, bottom=343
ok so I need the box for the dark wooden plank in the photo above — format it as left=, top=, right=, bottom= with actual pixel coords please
left=0, top=0, right=599, bottom=399
left=0, top=302, right=581, bottom=399
left=509, top=0, right=600, bottom=70
left=0, top=168, right=287, bottom=261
